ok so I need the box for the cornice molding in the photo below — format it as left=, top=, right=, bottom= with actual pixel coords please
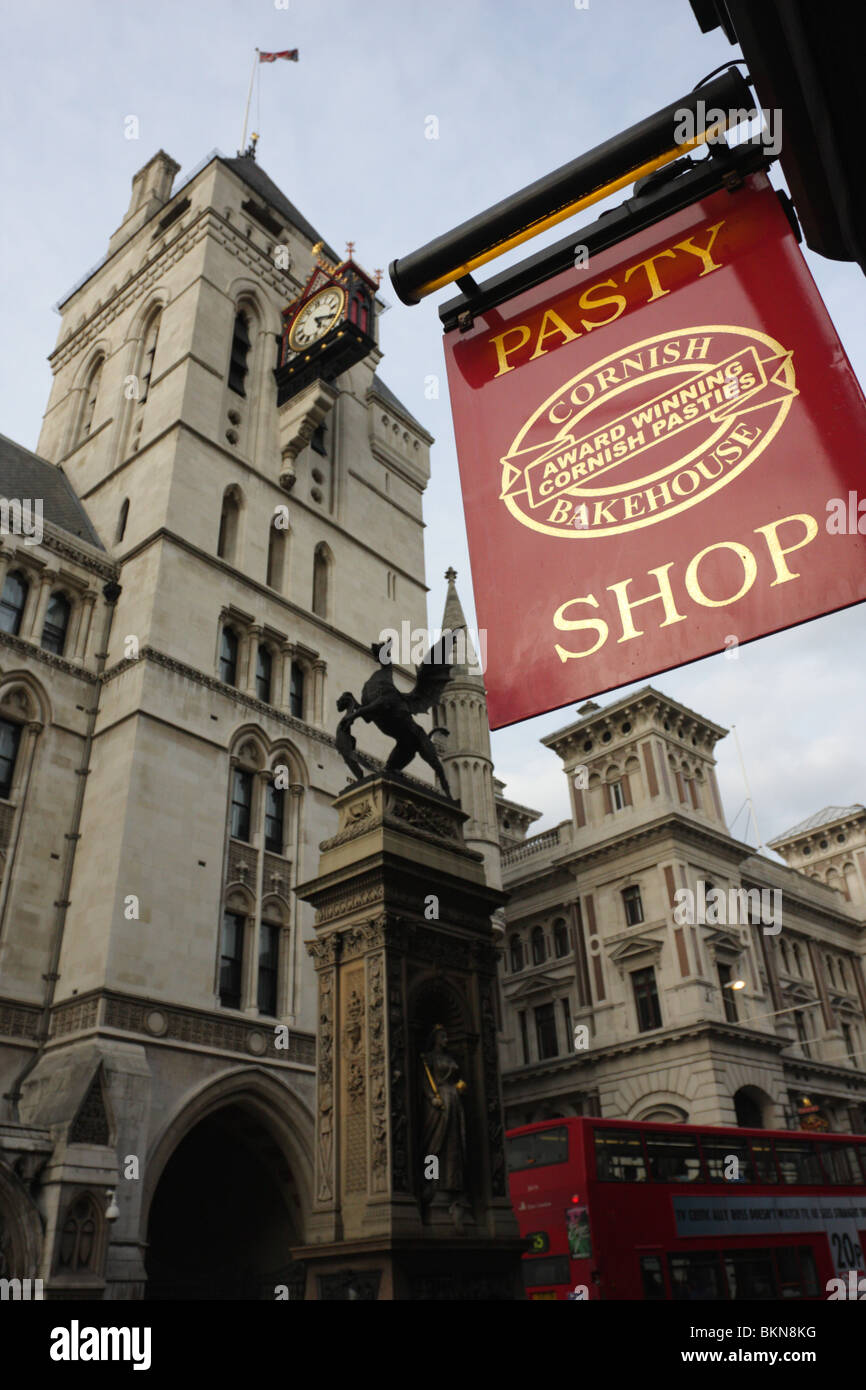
left=0, top=630, right=98, bottom=683
left=100, top=645, right=337, bottom=748
left=47, top=987, right=317, bottom=1066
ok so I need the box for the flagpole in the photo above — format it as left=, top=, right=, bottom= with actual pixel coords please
left=240, top=49, right=258, bottom=153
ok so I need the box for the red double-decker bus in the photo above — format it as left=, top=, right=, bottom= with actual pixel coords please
left=506, top=1116, right=866, bottom=1300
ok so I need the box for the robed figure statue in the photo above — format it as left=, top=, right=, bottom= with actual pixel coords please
left=420, top=1025, right=469, bottom=1224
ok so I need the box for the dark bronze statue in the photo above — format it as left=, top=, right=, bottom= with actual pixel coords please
left=336, top=634, right=455, bottom=797
left=420, top=1025, right=469, bottom=1222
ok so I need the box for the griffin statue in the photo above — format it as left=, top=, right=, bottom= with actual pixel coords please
left=336, top=633, right=456, bottom=798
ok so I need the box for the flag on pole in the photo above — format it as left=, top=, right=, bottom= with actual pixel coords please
left=259, top=49, right=299, bottom=62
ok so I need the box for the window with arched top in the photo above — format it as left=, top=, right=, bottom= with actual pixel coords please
left=257, top=917, right=281, bottom=1016
left=217, top=487, right=241, bottom=562
left=219, top=626, right=238, bottom=686
left=553, top=919, right=569, bottom=957
left=531, top=925, right=546, bottom=966
left=266, top=524, right=287, bottom=591
left=41, top=592, right=71, bottom=655
left=780, top=939, right=790, bottom=973
left=264, top=780, right=285, bottom=853
left=509, top=936, right=524, bottom=973
left=0, top=717, right=22, bottom=801
left=219, top=908, right=246, bottom=1008
left=230, top=765, right=253, bottom=842
left=0, top=570, right=29, bottom=636
left=138, top=310, right=161, bottom=403
left=312, top=544, right=331, bottom=618
left=115, top=498, right=130, bottom=543
left=289, top=661, right=305, bottom=719
left=255, top=644, right=273, bottom=703
left=77, top=357, right=104, bottom=443
left=228, top=311, right=251, bottom=395
left=57, top=1194, right=99, bottom=1272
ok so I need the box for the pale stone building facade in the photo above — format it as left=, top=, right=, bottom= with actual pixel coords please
left=0, top=147, right=437, bottom=1299
left=492, top=688, right=866, bottom=1136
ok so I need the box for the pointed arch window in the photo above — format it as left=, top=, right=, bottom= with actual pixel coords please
left=228, top=311, right=251, bottom=396
left=138, top=310, right=161, bottom=403
left=289, top=660, right=305, bottom=719
left=58, top=1195, right=98, bottom=1272
left=0, top=717, right=22, bottom=800
left=266, top=525, right=287, bottom=591
left=219, top=911, right=245, bottom=1008
left=115, top=498, right=130, bottom=543
left=78, top=356, right=104, bottom=442
left=265, top=781, right=285, bottom=852
left=257, top=920, right=280, bottom=1015
left=219, top=626, right=238, bottom=686
left=255, top=644, right=273, bottom=703
left=41, top=592, right=71, bottom=655
left=217, top=487, right=241, bottom=562
left=230, top=767, right=253, bottom=842
left=0, top=570, right=28, bottom=635
left=312, top=544, right=330, bottom=618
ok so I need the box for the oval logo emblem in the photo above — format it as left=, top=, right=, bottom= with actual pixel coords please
left=500, top=326, right=798, bottom=538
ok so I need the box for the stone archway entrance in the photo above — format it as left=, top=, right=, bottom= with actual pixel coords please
left=145, top=1103, right=304, bottom=1300
left=734, top=1085, right=771, bottom=1129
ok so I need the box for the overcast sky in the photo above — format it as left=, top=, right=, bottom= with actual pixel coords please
left=2, top=0, right=864, bottom=851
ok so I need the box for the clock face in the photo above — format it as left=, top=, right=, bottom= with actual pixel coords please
left=289, top=287, right=345, bottom=350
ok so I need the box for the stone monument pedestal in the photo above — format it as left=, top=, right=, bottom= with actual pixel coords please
left=292, top=773, right=524, bottom=1299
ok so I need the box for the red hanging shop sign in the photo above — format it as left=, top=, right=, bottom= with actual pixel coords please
left=443, top=173, right=866, bottom=729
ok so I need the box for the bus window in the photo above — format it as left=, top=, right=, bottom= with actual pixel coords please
left=521, top=1255, right=570, bottom=1292
left=798, top=1246, right=820, bottom=1297
left=817, top=1142, right=859, bottom=1185
left=775, top=1246, right=820, bottom=1298
left=644, top=1132, right=704, bottom=1183
left=748, top=1137, right=780, bottom=1184
left=724, top=1250, right=777, bottom=1299
left=594, top=1128, right=648, bottom=1182
left=639, top=1256, right=666, bottom=1299
left=773, top=1140, right=824, bottom=1185
left=668, top=1252, right=726, bottom=1300
left=506, top=1125, right=568, bottom=1172
left=857, top=1145, right=866, bottom=1183
left=700, top=1136, right=756, bottom=1183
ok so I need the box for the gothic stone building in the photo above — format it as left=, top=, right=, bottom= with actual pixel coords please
left=3, top=145, right=866, bottom=1304
left=0, top=147, right=438, bottom=1299
left=492, top=688, right=866, bottom=1136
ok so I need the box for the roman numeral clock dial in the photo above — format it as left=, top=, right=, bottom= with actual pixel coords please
left=289, top=288, right=345, bottom=350
left=276, top=259, right=377, bottom=406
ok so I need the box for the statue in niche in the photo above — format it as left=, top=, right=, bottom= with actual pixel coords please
left=335, top=633, right=457, bottom=797
left=420, top=1024, right=469, bottom=1228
